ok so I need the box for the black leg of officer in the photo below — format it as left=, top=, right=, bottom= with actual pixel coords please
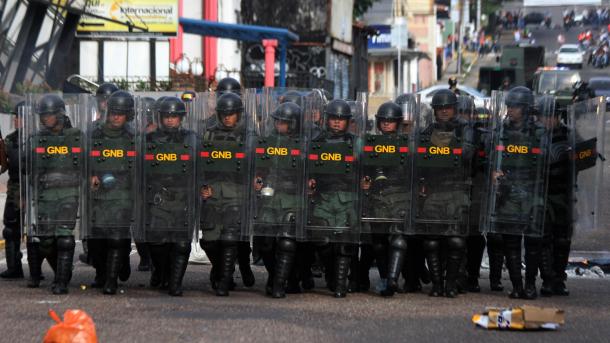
left=1, top=226, right=23, bottom=279
left=217, top=224, right=239, bottom=296
left=53, top=236, right=75, bottom=295
left=103, top=237, right=124, bottom=295
left=26, top=241, right=43, bottom=288
left=423, top=237, right=443, bottom=297
left=296, top=242, right=315, bottom=291
left=272, top=238, right=296, bottom=298
left=200, top=240, right=222, bottom=290
left=523, top=236, right=542, bottom=299
left=254, top=236, right=275, bottom=295
left=87, top=238, right=106, bottom=288
left=237, top=241, right=255, bottom=287
left=487, top=233, right=505, bottom=291
left=402, top=236, right=424, bottom=292
left=148, top=243, right=170, bottom=288
left=503, top=234, right=524, bottom=299
left=333, top=243, right=354, bottom=298
left=445, top=236, right=466, bottom=298
left=539, top=236, right=555, bottom=296
left=168, top=241, right=191, bottom=296
left=135, top=241, right=151, bottom=272
left=466, top=234, right=486, bottom=292
left=552, top=228, right=571, bottom=296
left=381, top=234, right=407, bottom=297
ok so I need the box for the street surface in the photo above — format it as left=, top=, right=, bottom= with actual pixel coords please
left=0, top=253, right=609, bottom=343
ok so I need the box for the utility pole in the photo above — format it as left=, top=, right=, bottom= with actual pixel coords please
left=456, top=0, right=464, bottom=74
left=476, top=0, right=481, bottom=31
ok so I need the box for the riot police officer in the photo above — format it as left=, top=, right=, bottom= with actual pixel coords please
left=144, top=97, right=195, bottom=296
left=252, top=101, right=304, bottom=298
left=484, top=86, right=550, bottom=299
left=216, top=77, right=242, bottom=96
left=306, top=99, right=361, bottom=298
left=199, top=92, right=250, bottom=296
left=360, top=101, right=410, bottom=297
left=449, top=77, right=461, bottom=95
left=95, top=83, right=120, bottom=119
left=0, top=102, right=24, bottom=279
left=411, top=89, right=473, bottom=298
left=86, top=91, right=137, bottom=295
left=26, top=94, right=83, bottom=294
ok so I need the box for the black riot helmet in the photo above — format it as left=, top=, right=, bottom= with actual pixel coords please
left=216, top=77, right=241, bottom=96
left=279, top=90, right=304, bottom=107
left=457, top=95, right=475, bottom=116
left=395, top=93, right=416, bottom=105
left=375, top=101, right=403, bottom=132
left=505, top=86, right=534, bottom=110
left=216, top=92, right=243, bottom=124
left=36, top=94, right=65, bottom=116
left=572, top=81, right=595, bottom=103
left=107, top=90, right=135, bottom=120
left=324, top=99, right=352, bottom=119
left=271, top=102, right=302, bottom=134
left=158, top=96, right=187, bottom=117
left=141, top=97, right=155, bottom=117
left=96, top=83, right=120, bottom=99
left=154, top=96, right=168, bottom=112
left=431, top=89, right=458, bottom=109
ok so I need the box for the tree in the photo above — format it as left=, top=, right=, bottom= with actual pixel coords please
left=353, top=0, right=379, bottom=19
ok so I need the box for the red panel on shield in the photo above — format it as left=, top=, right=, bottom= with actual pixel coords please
left=200, top=151, right=210, bottom=158
left=90, top=150, right=101, bottom=157
left=180, top=154, right=190, bottom=161
left=235, top=152, right=245, bottom=159
left=308, top=154, right=318, bottom=160
left=145, top=154, right=154, bottom=160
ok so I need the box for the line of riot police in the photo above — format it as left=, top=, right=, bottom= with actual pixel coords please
left=6, top=79, right=605, bottom=300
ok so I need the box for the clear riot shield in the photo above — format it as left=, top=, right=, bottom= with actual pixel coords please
left=140, top=96, right=197, bottom=242
left=360, top=97, right=416, bottom=234
left=21, top=93, right=88, bottom=237
left=303, top=93, right=365, bottom=243
left=247, top=88, right=308, bottom=239
left=568, top=98, right=607, bottom=242
left=408, top=98, right=474, bottom=236
left=196, top=90, right=254, bottom=242
left=81, top=93, right=141, bottom=240
left=479, top=93, right=553, bottom=237
left=468, top=97, right=493, bottom=236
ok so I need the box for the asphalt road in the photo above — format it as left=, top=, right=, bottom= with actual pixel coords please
left=0, top=254, right=609, bottom=343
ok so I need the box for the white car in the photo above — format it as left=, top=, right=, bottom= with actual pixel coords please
left=556, top=44, right=584, bottom=69
left=417, top=85, right=489, bottom=109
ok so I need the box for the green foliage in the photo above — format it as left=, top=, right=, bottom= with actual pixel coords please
left=354, top=0, right=379, bottom=19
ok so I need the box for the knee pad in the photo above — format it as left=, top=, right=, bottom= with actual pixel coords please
left=174, top=241, right=191, bottom=255
left=390, top=235, right=407, bottom=251
left=277, top=238, right=296, bottom=254
left=56, top=236, right=76, bottom=252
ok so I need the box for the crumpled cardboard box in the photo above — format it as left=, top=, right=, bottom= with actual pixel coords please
left=472, top=305, right=565, bottom=330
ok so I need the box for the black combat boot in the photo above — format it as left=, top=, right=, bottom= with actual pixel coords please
left=103, top=239, right=123, bottom=295
left=135, top=242, right=151, bottom=271
left=523, top=237, right=541, bottom=300
left=148, top=244, right=169, bottom=288
left=333, top=255, right=350, bottom=298
left=0, top=239, right=24, bottom=279
left=52, top=236, right=75, bottom=295
left=402, top=238, right=423, bottom=293
left=168, top=242, right=191, bottom=296
left=552, top=236, right=571, bottom=296
left=216, top=243, right=237, bottom=296
left=238, top=242, right=255, bottom=287
left=487, top=234, right=505, bottom=291
left=26, top=241, right=43, bottom=288
left=423, top=239, right=443, bottom=297
left=504, top=235, right=524, bottom=299
left=539, top=241, right=555, bottom=297
left=272, top=239, right=296, bottom=298
left=381, top=236, right=406, bottom=297
left=119, top=239, right=131, bottom=282
left=445, top=237, right=466, bottom=298
left=466, top=235, right=485, bottom=293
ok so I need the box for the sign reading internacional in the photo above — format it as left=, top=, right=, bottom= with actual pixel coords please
left=77, top=0, right=178, bottom=37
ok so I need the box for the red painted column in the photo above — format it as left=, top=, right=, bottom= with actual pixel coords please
left=204, top=0, right=218, bottom=81
left=170, top=0, right=184, bottom=63
left=262, top=39, right=277, bottom=87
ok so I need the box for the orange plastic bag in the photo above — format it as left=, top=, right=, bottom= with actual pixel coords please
left=43, top=309, right=98, bottom=343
